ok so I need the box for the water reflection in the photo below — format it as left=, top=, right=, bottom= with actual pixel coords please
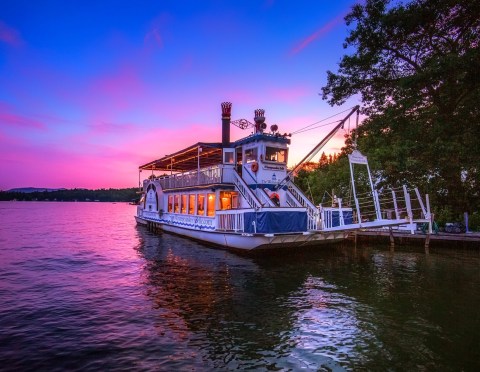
left=135, top=227, right=480, bottom=371
left=135, top=229, right=316, bottom=370
left=3, top=202, right=477, bottom=370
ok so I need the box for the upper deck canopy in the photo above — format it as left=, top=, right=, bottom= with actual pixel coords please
left=139, top=132, right=291, bottom=172
left=139, top=142, right=223, bottom=172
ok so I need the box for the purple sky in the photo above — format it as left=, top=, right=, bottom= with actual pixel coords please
left=0, top=0, right=361, bottom=190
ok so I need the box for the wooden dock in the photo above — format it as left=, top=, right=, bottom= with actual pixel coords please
left=351, top=229, right=480, bottom=249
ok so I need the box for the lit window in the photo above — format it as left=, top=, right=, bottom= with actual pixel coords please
left=265, top=147, right=287, bottom=163
left=224, top=151, right=234, bottom=164
left=197, top=194, right=205, bottom=216
left=168, top=195, right=173, bottom=212
left=181, top=194, right=187, bottom=214
left=189, top=194, right=195, bottom=214
left=244, top=147, right=258, bottom=163
left=174, top=195, right=180, bottom=213
left=220, top=191, right=239, bottom=210
left=207, top=193, right=216, bottom=216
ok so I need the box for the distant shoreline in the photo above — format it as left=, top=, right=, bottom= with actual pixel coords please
left=0, top=188, right=139, bottom=203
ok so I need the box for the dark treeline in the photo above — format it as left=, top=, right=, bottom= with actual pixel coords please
left=0, top=188, right=139, bottom=202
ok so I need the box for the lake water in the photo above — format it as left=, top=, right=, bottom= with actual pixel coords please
left=0, top=201, right=478, bottom=371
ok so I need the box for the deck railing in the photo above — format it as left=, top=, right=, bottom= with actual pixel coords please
left=157, top=165, right=223, bottom=189
left=216, top=209, right=248, bottom=232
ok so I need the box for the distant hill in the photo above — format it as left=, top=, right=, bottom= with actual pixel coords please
left=7, top=187, right=67, bottom=193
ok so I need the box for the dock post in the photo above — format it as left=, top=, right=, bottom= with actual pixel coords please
left=389, top=227, right=395, bottom=251
left=424, top=233, right=430, bottom=254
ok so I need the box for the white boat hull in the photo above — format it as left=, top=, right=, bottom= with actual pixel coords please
left=136, top=216, right=348, bottom=251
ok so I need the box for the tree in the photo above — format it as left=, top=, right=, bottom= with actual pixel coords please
left=321, top=0, right=480, bottom=218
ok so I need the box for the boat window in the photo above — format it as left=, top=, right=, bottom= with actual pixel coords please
left=189, top=194, right=195, bottom=214
left=220, top=191, right=239, bottom=210
left=224, top=150, right=234, bottom=164
left=265, top=147, right=287, bottom=163
left=207, top=193, right=216, bottom=216
left=197, top=194, right=205, bottom=216
left=174, top=195, right=180, bottom=213
left=244, top=147, right=258, bottom=163
left=168, top=195, right=173, bottom=212
left=181, top=194, right=187, bottom=214
left=231, top=193, right=239, bottom=209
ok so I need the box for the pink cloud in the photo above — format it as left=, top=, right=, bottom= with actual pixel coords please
left=290, top=12, right=345, bottom=55
left=87, top=121, right=137, bottom=135
left=144, top=27, right=163, bottom=49
left=0, top=104, right=47, bottom=130
left=76, top=64, right=148, bottom=118
left=0, top=21, right=23, bottom=47
left=143, top=13, right=170, bottom=53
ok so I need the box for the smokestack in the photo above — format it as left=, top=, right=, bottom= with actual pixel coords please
left=221, top=102, right=232, bottom=147
left=254, top=109, right=266, bottom=133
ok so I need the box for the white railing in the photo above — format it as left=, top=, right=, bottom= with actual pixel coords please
left=286, top=181, right=318, bottom=230
left=158, top=165, right=223, bottom=189
left=256, top=188, right=276, bottom=207
left=316, top=186, right=431, bottom=233
left=320, top=206, right=353, bottom=229
left=232, top=170, right=262, bottom=209
left=285, top=192, right=301, bottom=207
left=216, top=209, right=247, bottom=232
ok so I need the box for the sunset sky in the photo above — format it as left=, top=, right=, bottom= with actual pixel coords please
left=1, top=0, right=362, bottom=190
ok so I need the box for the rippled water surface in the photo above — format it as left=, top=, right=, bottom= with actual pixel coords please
left=0, top=202, right=479, bottom=371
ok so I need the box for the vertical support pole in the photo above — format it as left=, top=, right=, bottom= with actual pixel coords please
left=414, top=188, right=427, bottom=218
left=389, top=227, right=395, bottom=251
left=197, top=146, right=201, bottom=185
left=366, top=163, right=381, bottom=220
left=338, top=197, right=344, bottom=226
left=349, top=162, right=362, bottom=223
left=373, top=189, right=382, bottom=220
left=424, top=233, right=430, bottom=253
left=392, top=189, right=400, bottom=220
left=426, top=194, right=432, bottom=234
left=403, top=185, right=414, bottom=234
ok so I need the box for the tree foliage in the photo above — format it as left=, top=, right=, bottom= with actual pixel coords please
left=320, top=0, right=480, bottom=218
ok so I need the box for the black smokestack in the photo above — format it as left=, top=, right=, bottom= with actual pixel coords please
left=254, top=109, right=266, bottom=133
left=221, top=102, right=232, bottom=147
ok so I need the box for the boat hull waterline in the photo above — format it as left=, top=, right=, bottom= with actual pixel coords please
left=136, top=216, right=348, bottom=251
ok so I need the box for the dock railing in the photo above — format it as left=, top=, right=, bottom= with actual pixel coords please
left=318, top=186, right=431, bottom=233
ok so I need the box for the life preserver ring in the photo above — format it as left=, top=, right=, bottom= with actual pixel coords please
left=251, top=161, right=259, bottom=172
left=270, top=192, right=280, bottom=206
